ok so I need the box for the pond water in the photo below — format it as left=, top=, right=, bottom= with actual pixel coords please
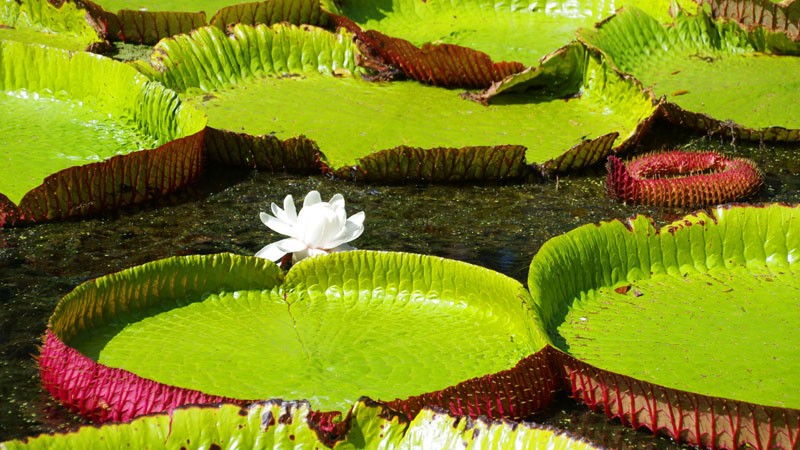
left=1, top=119, right=798, bottom=448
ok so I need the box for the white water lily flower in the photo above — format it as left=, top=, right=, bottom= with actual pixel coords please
left=256, top=190, right=365, bottom=263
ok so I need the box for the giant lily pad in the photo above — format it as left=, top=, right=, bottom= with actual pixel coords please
left=144, top=23, right=658, bottom=180
left=85, top=0, right=328, bottom=43
left=0, top=40, right=207, bottom=226
left=323, top=0, right=699, bottom=88
left=0, top=0, right=105, bottom=51
left=0, top=399, right=600, bottom=449
left=40, top=251, right=557, bottom=423
left=579, top=7, right=800, bottom=141
left=528, top=203, right=800, bottom=449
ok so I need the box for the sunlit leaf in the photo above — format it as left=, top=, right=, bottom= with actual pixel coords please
left=0, top=40, right=207, bottom=226
left=0, top=0, right=104, bottom=50
left=580, top=7, right=800, bottom=141
left=528, top=203, right=800, bottom=449
left=40, top=251, right=550, bottom=423
left=145, top=24, right=657, bottom=179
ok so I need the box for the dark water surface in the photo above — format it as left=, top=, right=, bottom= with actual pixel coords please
left=1, top=122, right=798, bottom=448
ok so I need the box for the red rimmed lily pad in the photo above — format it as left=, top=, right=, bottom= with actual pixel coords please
left=39, top=251, right=558, bottom=424
left=0, top=398, right=602, bottom=449
left=0, top=40, right=207, bottom=226
left=323, top=0, right=700, bottom=89
left=579, top=7, right=800, bottom=141
left=527, top=203, right=800, bottom=449
left=142, top=23, right=658, bottom=180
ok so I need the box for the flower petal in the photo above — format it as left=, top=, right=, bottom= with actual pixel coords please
left=324, top=216, right=364, bottom=248
left=296, top=203, right=343, bottom=247
left=282, top=194, right=297, bottom=222
left=328, top=193, right=345, bottom=210
left=254, top=242, right=288, bottom=262
left=303, top=190, right=322, bottom=208
left=274, top=237, right=307, bottom=253
left=260, top=212, right=296, bottom=237
left=269, top=194, right=298, bottom=225
left=347, top=211, right=365, bottom=227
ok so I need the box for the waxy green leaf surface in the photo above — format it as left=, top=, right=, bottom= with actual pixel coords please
left=0, top=0, right=103, bottom=50
left=324, top=0, right=697, bottom=67
left=580, top=8, right=800, bottom=140
left=48, top=251, right=544, bottom=415
left=1, top=399, right=601, bottom=449
left=147, top=23, right=657, bottom=177
left=0, top=40, right=206, bottom=225
left=528, top=203, right=800, bottom=448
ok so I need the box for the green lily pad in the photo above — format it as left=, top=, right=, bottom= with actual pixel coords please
left=40, top=251, right=548, bottom=422
left=0, top=40, right=207, bottom=226
left=324, top=0, right=695, bottom=68
left=145, top=23, right=658, bottom=179
left=324, top=0, right=700, bottom=89
left=88, top=0, right=328, bottom=44
left=579, top=7, right=800, bottom=140
left=0, top=399, right=601, bottom=449
left=528, top=203, right=800, bottom=449
left=0, top=0, right=104, bottom=51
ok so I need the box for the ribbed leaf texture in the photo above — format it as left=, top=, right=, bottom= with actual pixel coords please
left=205, top=128, right=323, bottom=172
left=0, top=398, right=602, bottom=449
left=579, top=7, right=800, bottom=141
left=40, top=251, right=552, bottom=424
left=528, top=204, right=800, bottom=449
left=606, top=151, right=764, bottom=207
left=0, top=0, right=104, bottom=50
left=149, top=23, right=360, bottom=92
left=148, top=25, right=657, bottom=177
left=347, top=145, right=528, bottom=182
left=210, top=0, right=330, bottom=31
left=0, top=40, right=207, bottom=227
left=707, top=0, right=800, bottom=41
left=88, top=2, right=207, bottom=44
left=331, top=14, right=524, bottom=89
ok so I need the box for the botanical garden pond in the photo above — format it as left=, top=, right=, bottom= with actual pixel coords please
left=1, top=119, right=798, bottom=448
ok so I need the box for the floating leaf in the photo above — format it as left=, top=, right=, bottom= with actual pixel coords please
left=0, top=399, right=601, bottom=449
left=0, top=0, right=105, bottom=51
left=323, top=0, right=699, bottom=88
left=528, top=203, right=800, bottom=449
left=580, top=7, right=800, bottom=141
left=145, top=24, right=658, bottom=179
left=88, top=0, right=329, bottom=44
left=40, top=251, right=555, bottom=423
left=0, top=40, right=207, bottom=226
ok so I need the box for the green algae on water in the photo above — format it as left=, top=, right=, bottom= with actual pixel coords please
left=0, top=91, right=160, bottom=205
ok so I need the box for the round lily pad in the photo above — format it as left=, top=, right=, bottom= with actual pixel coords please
left=0, top=40, right=207, bottom=226
left=580, top=7, right=800, bottom=141
left=528, top=203, right=800, bottom=449
left=40, top=251, right=549, bottom=423
left=145, top=23, right=658, bottom=179
left=324, top=0, right=694, bottom=68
